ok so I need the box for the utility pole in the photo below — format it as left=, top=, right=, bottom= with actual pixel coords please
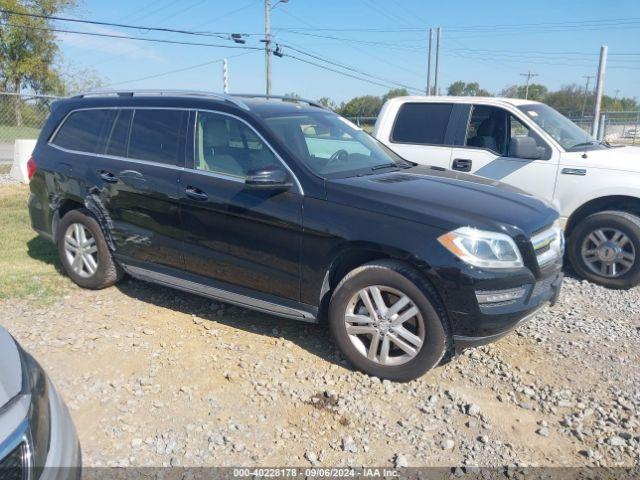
left=265, top=0, right=271, bottom=95
left=223, top=58, right=229, bottom=94
left=519, top=71, right=539, bottom=99
left=264, top=0, right=289, bottom=96
left=591, top=45, right=608, bottom=137
left=434, top=27, right=441, bottom=96
left=580, top=75, right=594, bottom=119
left=426, top=28, right=433, bottom=95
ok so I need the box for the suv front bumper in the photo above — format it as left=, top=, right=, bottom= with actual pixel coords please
left=434, top=262, right=563, bottom=349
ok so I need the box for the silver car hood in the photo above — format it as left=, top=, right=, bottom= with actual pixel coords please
left=0, top=327, right=22, bottom=409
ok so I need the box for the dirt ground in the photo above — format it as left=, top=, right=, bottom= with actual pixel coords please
left=2, top=271, right=638, bottom=468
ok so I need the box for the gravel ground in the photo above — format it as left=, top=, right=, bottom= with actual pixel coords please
left=1, top=274, right=639, bottom=468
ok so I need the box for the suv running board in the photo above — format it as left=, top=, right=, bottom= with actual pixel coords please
left=123, top=265, right=318, bottom=323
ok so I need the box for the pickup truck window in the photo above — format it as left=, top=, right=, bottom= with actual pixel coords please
left=390, top=103, right=453, bottom=145
left=517, top=103, right=606, bottom=151
left=465, top=105, right=551, bottom=159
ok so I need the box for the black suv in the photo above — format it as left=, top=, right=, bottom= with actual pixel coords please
left=28, top=91, right=564, bottom=381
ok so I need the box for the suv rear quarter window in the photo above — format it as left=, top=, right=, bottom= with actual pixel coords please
left=51, top=109, right=117, bottom=153
left=391, top=103, right=454, bottom=145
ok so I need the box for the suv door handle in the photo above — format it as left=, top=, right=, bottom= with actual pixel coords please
left=451, top=158, right=472, bottom=172
left=99, top=170, right=118, bottom=183
left=185, top=186, right=208, bottom=201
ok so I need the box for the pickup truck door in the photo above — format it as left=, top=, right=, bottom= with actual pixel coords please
left=449, top=104, right=559, bottom=201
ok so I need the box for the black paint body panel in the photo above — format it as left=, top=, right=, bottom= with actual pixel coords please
left=28, top=94, right=562, bottom=344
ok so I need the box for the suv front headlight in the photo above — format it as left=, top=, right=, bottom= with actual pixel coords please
left=438, top=226, right=524, bottom=269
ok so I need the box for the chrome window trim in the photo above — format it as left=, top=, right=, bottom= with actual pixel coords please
left=192, top=109, right=304, bottom=195
left=47, top=106, right=304, bottom=194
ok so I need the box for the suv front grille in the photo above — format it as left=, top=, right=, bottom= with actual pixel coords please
left=0, top=443, right=27, bottom=480
left=531, top=225, right=564, bottom=267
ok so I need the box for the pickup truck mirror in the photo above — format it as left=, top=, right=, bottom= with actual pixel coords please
left=509, top=136, right=542, bottom=160
left=245, top=166, right=292, bottom=190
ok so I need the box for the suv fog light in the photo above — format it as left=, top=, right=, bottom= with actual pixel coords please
left=476, top=286, right=526, bottom=304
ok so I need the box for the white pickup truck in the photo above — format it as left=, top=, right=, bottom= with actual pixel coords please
left=373, top=96, right=640, bottom=289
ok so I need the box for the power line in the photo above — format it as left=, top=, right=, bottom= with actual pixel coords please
left=1, top=22, right=263, bottom=51
left=106, top=50, right=258, bottom=87
left=283, top=53, right=411, bottom=91
left=0, top=8, right=241, bottom=39
left=277, top=42, right=423, bottom=92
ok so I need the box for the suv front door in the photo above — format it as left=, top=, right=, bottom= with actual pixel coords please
left=450, top=104, right=559, bottom=200
left=179, top=110, right=303, bottom=301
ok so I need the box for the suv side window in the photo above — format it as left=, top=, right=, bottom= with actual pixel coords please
left=465, top=105, right=551, bottom=159
left=128, top=109, right=187, bottom=165
left=51, top=109, right=117, bottom=154
left=195, top=111, right=279, bottom=178
left=105, top=109, right=133, bottom=158
left=391, top=103, right=453, bottom=145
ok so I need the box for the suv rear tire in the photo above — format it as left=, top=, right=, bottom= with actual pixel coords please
left=568, top=210, right=640, bottom=290
left=328, top=260, right=450, bottom=382
left=56, top=208, right=123, bottom=289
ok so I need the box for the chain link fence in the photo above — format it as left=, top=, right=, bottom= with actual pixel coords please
left=566, top=111, right=640, bottom=145
left=0, top=92, right=61, bottom=162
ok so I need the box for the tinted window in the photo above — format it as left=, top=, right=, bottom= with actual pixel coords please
left=129, top=109, right=186, bottom=165
left=195, top=111, right=279, bottom=177
left=52, top=109, right=116, bottom=153
left=391, top=103, right=453, bottom=145
left=105, top=109, right=132, bottom=157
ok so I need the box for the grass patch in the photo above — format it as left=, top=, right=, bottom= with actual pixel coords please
left=0, top=125, right=41, bottom=143
left=0, top=164, right=10, bottom=174
left=0, top=184, right=70, bottom=303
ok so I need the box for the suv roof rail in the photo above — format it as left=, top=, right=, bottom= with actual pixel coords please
left=70, top=90, right=251, bottom=110
left=231, top=93, right=326, bottom=109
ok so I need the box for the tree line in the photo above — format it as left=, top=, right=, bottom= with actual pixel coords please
left=323, top=82, right=638, bottom=120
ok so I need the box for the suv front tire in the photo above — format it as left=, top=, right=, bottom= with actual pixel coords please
left=56, top=209, right=123, bottom=289
left=328, top=260, right=450, bottom=382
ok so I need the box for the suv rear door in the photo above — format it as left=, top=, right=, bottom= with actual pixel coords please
left=49, top=107, right=189, bottom=269
left=450, top=104, right=558, bottom=200
left=379, top=102, right=459, bottom=167
left=178, top=110, right=303, bottom=301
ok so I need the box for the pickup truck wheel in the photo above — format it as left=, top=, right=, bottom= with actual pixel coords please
left=328, top=260, right=450, bottom=382
left=56, top=208, right=123, bottom=290
left=568, top=210, right=640, bottom=289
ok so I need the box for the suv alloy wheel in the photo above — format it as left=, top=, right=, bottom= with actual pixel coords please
left=329, top=260, right=450, bottom=381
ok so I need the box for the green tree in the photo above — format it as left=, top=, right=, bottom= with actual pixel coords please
left=337, top=95, right=383, bottom=118
left=317, top=96, right=336, bottom=110
left=382, top=88, right=409, bottom=102
left=1, top=0, right=76, bottom=124
left=447, top=81, right=490, bottom=96
left=500, top=83, right=548, bottom=102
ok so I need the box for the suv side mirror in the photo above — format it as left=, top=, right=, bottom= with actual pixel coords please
left=509, top=136, right=542, bottom=160
left=245, top=166, right=292, bottom=190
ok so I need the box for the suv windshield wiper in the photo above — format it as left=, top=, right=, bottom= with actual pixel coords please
left=370, top=163, right=410, bottom=171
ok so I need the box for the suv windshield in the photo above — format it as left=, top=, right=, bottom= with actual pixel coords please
left=517, top=103, right=608, bottom=152
left=258, top=110, right=411, bottom=178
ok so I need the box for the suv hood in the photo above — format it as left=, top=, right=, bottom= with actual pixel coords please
left=564, top=145, right=640, bottom=172
left=0, top=326, right=22, bottom=409
left=327, top=165, right=558, bottom=238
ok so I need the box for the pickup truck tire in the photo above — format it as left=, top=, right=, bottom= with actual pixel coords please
left=328, top=260, right=450, bottom=382
left=568, top=210, right=640, bottom=290
left=56, top=208, right=123, bottom=290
